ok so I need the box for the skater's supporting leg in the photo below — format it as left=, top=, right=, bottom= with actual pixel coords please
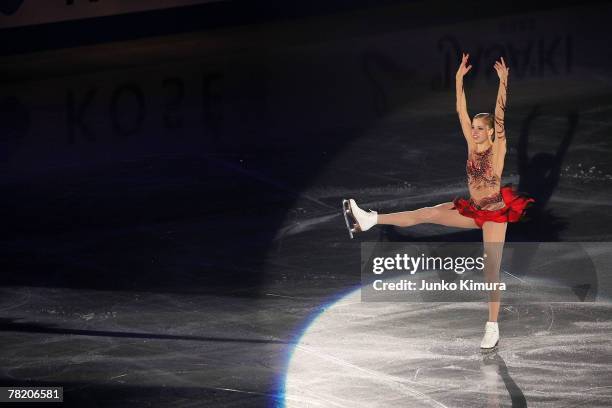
left=482, top=221, right=507, bottom=322
left=377, top=202, right=478, bottom=229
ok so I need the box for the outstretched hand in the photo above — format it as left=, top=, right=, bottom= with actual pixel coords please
left=456, top=53, right=472, bottom=79
left=494, top=57, right=509, bottom=82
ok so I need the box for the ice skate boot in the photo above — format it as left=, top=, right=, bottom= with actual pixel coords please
left=342, top=198, right=377, bottom=239
left=480, top=321, right=499, bottom=350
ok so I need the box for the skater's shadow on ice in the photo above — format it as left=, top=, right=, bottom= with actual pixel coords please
left=511, top=105, right=577, bottom=242
left=481, top=352, right=527, bottom=408
left=506, top=108, right=596, bottom=300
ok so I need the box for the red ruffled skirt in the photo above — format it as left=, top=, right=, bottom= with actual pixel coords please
left=452, top=184, right=535, bottom=228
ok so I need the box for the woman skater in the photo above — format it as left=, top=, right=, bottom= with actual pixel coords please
left=342, top=53, right=534, bottom=349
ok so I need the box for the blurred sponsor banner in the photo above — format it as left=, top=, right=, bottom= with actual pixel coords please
left=0, top=2, right=609, bottom=178
left=0, top=0, right=221, bottom=28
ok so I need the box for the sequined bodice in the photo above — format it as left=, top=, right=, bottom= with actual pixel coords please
left=466, top=146, right=504, bottom=210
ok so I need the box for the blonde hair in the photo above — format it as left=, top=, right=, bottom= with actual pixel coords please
left=473, top=112, right=494, bottom=129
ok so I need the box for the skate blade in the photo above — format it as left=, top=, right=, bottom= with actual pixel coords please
left=342, top=199, right=362, bottom=239
left=480, top=340, right=499, bottom=352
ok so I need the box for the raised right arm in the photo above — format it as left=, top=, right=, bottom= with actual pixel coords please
left=456, top=53, right=473, bottom=147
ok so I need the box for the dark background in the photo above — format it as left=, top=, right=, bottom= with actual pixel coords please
left=1, top=1, right=611, bottom=406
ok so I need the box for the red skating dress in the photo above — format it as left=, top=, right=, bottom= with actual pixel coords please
left=452, top=144, right=534, bottom=228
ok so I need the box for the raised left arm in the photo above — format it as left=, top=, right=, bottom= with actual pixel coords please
left=493, top=57, right=509, bottom=143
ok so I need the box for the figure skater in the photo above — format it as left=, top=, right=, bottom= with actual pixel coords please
left=342, top=53, right=534, bottom=349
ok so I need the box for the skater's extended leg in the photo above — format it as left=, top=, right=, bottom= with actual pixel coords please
left=377, top=202, right=478, bottom=229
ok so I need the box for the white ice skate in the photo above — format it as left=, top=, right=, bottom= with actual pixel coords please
left=480, top=321, right=499, bottom=349
left=341, top=198, right=378, bottom=239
